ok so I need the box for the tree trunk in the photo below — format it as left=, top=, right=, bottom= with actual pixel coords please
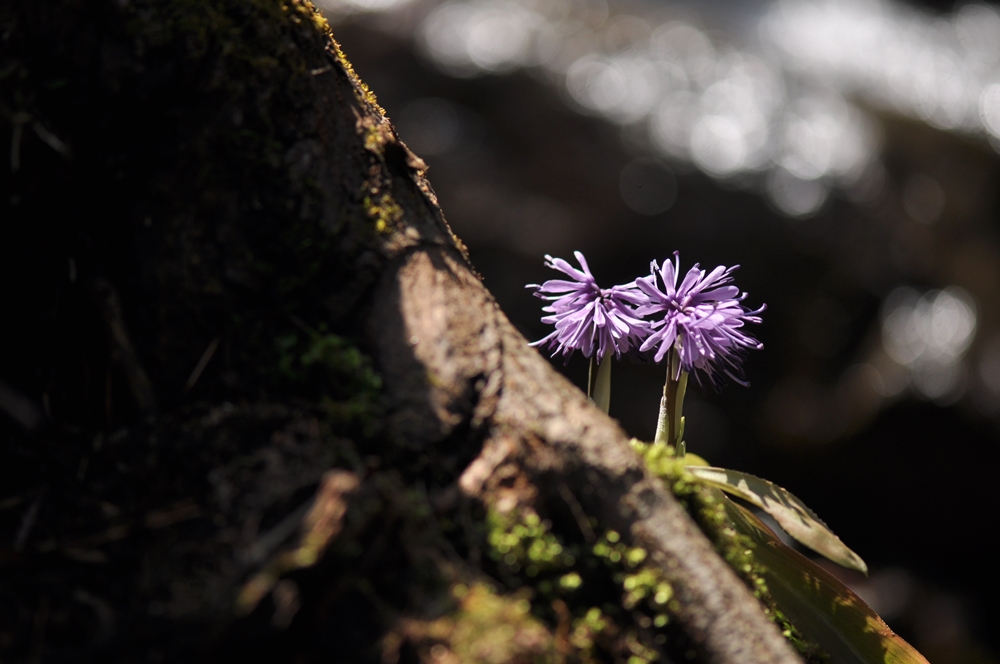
left=0, top=1, right=802, bottom=662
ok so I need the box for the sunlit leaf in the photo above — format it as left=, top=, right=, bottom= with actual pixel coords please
left=686, top=466, right=868, bottom=574
left=681, top=452, right=710, bottom=467
left=722, top=498, right=929, bottom=664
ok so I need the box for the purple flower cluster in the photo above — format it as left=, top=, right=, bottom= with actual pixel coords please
left=528, top=251, right=764, bottom=385
left=527, top=252, right=649, bottom=363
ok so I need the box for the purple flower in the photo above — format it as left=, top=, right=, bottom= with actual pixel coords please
left=636, top=253, right=764, bottom=385
left=528, top=252, right=649, bottom=363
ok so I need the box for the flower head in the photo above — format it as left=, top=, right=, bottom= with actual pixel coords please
left=528, top=251, right=649, bottom=363
left=636, top=253, right=764, bottom=386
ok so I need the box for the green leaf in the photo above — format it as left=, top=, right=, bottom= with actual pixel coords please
left=722, top=497, right=930, bottom=664
left=686, top=466, right=868, bottom=574
left=592, top=353, right=612, bottom=415
left=681, top=452, right=710, bottom=467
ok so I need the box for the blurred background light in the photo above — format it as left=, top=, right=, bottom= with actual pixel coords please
left=397, top=0, right=923, bottom=199
left=765, top=167, right=829, bottom=218
left=881, top=286, right=977, bottom=402
left=419, top=0, right=539, bottom=75
left=315, top=0, right=415, bottom=15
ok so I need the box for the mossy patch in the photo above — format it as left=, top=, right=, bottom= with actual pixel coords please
left=593, top=532, right=672, bottom=614
left=482, top=505, right=696, bottom=662
left=274, top=325, right=383, bottom=436
left=388, top=582, right=557, bottom=664
left=363, top=192, right=404, bottom=234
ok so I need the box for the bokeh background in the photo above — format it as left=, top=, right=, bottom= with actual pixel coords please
left=322, top=0, right=1000, bottom=658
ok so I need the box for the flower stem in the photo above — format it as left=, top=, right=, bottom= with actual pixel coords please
left=674, top=369, right=688, bottom=458
left=653, top=347, right=688, bottom=457
left=587, top=355, right=595, bottom=399
left=592, top=354, right=612, bottom=414
left=654, top=351, right=674, bottom=447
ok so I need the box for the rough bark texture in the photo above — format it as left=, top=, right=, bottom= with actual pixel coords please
left=0, top=1, right=801, bottom=662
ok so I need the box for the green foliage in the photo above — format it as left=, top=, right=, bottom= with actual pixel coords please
left=362, top=192, right=404, bottom=234
left=725, top=501, right=929, bottom=664
left=382, top=581, right=558, bottom=663
left=568, top=606, right=608, bottom=657
left=628, top=439, right=699, bottom=498
left=687, top=466, right=868, bottom=574
left=630, top=439, right=824, bottom=661
left=631, top=438, right=914, bottom=660
left=443, top=583, right=556, bottom=663
left=485, top=506, right=701, bottom=663
left=593, top=531, right=672, bottom=616
left=487, top=510, right=577, bottom=580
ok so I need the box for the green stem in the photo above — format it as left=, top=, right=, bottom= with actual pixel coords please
left=674, top=369, right=688, bottom=458
left=587, top=355, right=595, bottom=399
left=652, top=346, right=689, bottom=457
left=592, top=354, right=612, bottom=415
left=666, top=349, right=679, bottom=453
left=654, top=349, right=675, bottom=446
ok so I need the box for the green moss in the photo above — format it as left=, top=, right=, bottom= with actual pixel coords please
left=275, top=326, right=383, bottom=435
left=592, top=531, right=672, bottom=615
left=487, top=509, right=577, bottom=580
left=277, top=328, right=379, bottom=385
left=363, top=192, right=403, bottom=234
left=381, top=581, right=558, bottom=662
left=484, top=507, right=696, bottom=662
left=569, top=606, right=608, bottom=656
left=363, top=124, right=388, bottom=153
left=443, top=583, right=556, bottom=663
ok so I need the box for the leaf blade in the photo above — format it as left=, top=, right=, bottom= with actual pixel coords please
left=687, top=465, right=868, bottom=574
left=721, top=496, right=929, bottom=664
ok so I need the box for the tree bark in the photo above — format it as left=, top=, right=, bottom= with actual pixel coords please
left=0, top=1, right=801, bottom=662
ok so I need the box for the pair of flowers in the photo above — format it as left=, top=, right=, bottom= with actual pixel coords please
left=528, top=252, right=764, bottom=386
